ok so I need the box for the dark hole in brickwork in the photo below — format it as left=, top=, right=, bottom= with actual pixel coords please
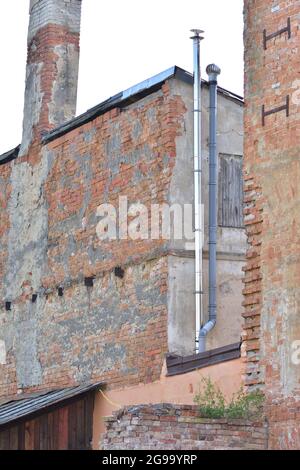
left=84, top=277, right=95, bottom=288
left=32, top=294, right=38, bottom=303
left=114, top=267, right=125, bottom=279
left=58, top=287, right=64, bottom=297
left=5, top=302, right=11, bottom=311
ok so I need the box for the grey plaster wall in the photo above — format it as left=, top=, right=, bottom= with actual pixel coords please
left=1, top=148, right=55, bottom=388
left=167, top=78, right=246, bottom=355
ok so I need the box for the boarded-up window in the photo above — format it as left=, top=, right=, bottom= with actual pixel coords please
left=218, top=154, right=243, bottom=228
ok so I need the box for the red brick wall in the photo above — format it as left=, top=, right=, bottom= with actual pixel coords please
left=243, top=0, right=300, bottom=448
left=0, top=82, right=187, bottom=398
left=44, top=83, right=186, bottom=286
left=101, top=404, right=268, bottom=450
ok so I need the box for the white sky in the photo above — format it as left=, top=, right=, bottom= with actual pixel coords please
left=0, top=0, right=244, bottom=155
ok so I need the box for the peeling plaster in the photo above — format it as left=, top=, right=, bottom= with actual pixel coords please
left=3, top=148, right=54, bottom=388
left=49, top=44, right=80, bottom=126
left=5, top=149, right=54, bottom=300
left=20, top=62, right=44, bottom=157
left=0, top=341, right=6, bottom=365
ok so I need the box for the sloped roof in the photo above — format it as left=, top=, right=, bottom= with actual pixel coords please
left=0, top=65, right=244, bottom=165
left=0, top=382, right=103, bottom=427
left=43, top=65, right=243, bottom=144
left=0, top=145, right=20, bottom=165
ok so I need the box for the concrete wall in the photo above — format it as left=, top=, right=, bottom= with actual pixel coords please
left=167, top=79, right=245, bottom=355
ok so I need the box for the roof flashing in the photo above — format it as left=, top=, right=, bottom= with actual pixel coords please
left=0, top=66, right=244, bottom=159
left=0, top=145, right=20, bottom=166
left=43, top=65, right=243, bottom=144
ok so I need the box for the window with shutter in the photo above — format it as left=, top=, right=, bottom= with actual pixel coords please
left=218, top=154, right=244, bottom=228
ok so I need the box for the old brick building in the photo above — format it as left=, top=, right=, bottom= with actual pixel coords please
left=0, top=0, right=298, bottom=451
left=0, top=0, right=246, bottom=449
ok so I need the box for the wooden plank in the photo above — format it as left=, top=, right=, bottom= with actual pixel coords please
left=25, top=420, right=35, bottom=450
left=85, top=393, right=95, bottom=450
left=0, top=390, right=99, bottom=450
left=34, top=418, right=40, bottom=450
left=0, top=429, right=10, bottom=450
left=52, top=409, right=60, bottom=450
left=18, top=422, right=25, bottom=450
left=68, top=402, right=77, bottom=450
left=76, top=399, right=85, bottom=450
left=58, top=406, right=68, bottom=450
left=9, top=425, right=19, bottom=450
left=39, top=414, right=48, bottom=450
left=219, top=154, right=243, bottom=228
left=47, top=411, right=54, bottom=450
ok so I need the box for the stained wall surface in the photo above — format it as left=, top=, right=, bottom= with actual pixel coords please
left=243, top=0, right=300, bottom=449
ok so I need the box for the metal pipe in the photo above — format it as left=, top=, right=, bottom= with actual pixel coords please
left=190, top=29, right=204, bottom=353
left=199, top=63, right=221, bottom=353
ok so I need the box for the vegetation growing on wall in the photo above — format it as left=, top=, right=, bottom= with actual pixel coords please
left=194, top=377, right=264, bottom=420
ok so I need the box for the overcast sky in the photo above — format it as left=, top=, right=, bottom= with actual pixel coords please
left=0, top=0, right=244, bottom=155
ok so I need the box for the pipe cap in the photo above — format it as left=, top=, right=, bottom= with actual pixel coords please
left=190, top=29, right=204, bottom=40
left=206, top=64, right=221, bottom=81
left=206, top=64, right=221, bottom=75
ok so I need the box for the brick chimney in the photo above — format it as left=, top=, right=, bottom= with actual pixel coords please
left=20, top=0, right=82, bottom=155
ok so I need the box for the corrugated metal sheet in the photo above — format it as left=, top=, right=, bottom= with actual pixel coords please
left=0, top=382, right=103, bottom=427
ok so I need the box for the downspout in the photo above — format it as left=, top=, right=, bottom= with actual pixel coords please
left=198, top=64, right=221, bottom=353
left=191, top=29, right=204, bottom=353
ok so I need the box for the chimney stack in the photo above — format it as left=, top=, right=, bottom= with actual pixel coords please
left=20, top=0, right=82, bottom=155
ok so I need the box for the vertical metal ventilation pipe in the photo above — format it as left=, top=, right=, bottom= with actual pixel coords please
left=198, top=63, right=221, bottom=353
left=190, top=29, right=204, bottom=353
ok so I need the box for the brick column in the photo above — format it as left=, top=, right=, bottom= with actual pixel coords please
left=244, top=0, right=300, bottom=448
left=20, top=0, right=82, bottom=155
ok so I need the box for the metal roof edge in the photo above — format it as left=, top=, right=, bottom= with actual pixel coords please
left=166, top=342, right=241, bottom=377
left=43, top=67, right=178, bottom=144
left=0, top=67, right=244, bottom=156
left=43, top=66, right=243, bottom=144
left=0, top=145, right=20, bottom=166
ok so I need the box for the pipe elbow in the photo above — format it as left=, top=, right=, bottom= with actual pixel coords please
left=199, top=319, right=216, bottom=337
left=198, top=320, right=216, bottom=353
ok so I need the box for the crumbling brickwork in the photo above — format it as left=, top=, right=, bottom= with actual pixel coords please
left=21, top=0, right=82, bottom=156
left=0, top=2, right=245, bottom=446
left=0, top=81, right=186, bottom=398
left=243, top=0, right=300, bottom=448
left=101, top=404, right=268, bottom=450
